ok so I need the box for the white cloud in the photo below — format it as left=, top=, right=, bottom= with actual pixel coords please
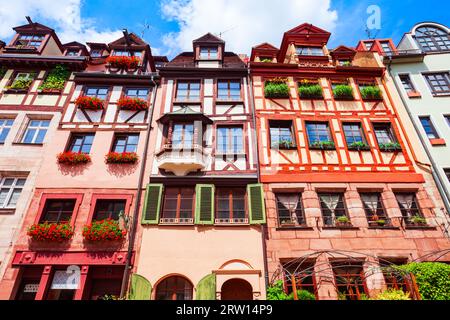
left=161, top=0, right=338, bottom=56
left=0, top=0, right=122, bottom=45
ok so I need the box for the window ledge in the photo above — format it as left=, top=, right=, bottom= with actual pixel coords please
left=215, top=153, right=247, bottom=157
left=322, top=226, right=359, bottom=230
left=430, top=138, right=446, bottom=146
left=12, top=142, right=44, bottom=146
left=405, top=225, right=436, bottom=230
left=276, top=226, right=313, bottom=231
left=407, top=91, right=422, bottom=99
left=368, top=226, right=400, bottom=230
left=0, top=208, right=16, bottom=214
left=216, top=99, right=244, bottom=104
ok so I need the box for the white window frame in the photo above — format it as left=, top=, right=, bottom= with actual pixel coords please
left=0, top=177, right=26, bottom=209
left=21, top=119, right=50, bottom=144
left=0, top=118, right=14, bottom=144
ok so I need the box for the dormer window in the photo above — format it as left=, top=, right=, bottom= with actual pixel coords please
left=295, top=46, right=324, bottom=56
left=66, top=50, right=79, bottom=57
left=15, top=34, right=45, bottom=48
left=363, top=42, right=373, bottom=51
left=200, top=47, right=218, bottom=59
left=380, top=41, right=393, bottom=54
left=90, top=49, right=102, bottom=58
left=112, top=50, right=131, bottom=57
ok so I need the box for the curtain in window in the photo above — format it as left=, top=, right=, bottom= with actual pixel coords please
left=321, top=194, right=340, bottom=212
left=362, top=194, right=378, bottom=212
left=396, top=194, right=414, bottom=210
left=277, top=194, right=301, bottom=223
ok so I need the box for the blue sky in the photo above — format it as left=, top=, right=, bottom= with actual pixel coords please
left=0, top=0, right=449, bottom=58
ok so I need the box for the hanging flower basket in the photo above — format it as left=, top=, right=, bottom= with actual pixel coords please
left=57, top=152, right=91, bottom=165
left=117, top=97, right=149, bottom=111
left=27, top=222, right=74, bottom=242
left=106, top=56, right=140, bottom=70
left=75, top=96, right=104, bottom=110
left=105, top=152, right=139, bottom=164
left=82, top=219, right=127, bottom=242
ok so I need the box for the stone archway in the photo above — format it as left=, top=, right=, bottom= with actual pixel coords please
left=221, top=279, right=253, bottom=300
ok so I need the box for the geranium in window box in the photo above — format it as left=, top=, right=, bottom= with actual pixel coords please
left=106, top=56, right=140, bottom=70
left=57, top=152, right=91, bottom=165
left=360, top=86, right=383, bottom=100
left=117, top=97, right=149, bottom=111
left=105, top=152, right=139, bottom=164
left=75, top=96, right=105, bottom=110
left=27, top=222, right=74, bottom=242
left=82, top=219, right=127, bottom=242
left=264, top=78, right=290, bottom=99
left=309, top=141, right=336, bottom=150
left=348, top=141, right=371, bottom=151
left=333, top=84, right=354, bottom=100
left=379, top=142, right=402, bottom=152
left=298, top=80, right=323, bottom=99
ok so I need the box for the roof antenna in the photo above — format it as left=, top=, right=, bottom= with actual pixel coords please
left=365, top=23, right=379, bottom=39
left=140, top=20, right=151, bottom=39
left=216, top=26, right=237, bottom=38
left=25, top=16, right=33, bottom=25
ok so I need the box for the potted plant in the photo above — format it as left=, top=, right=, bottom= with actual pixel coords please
left=27, top=222, right=74, bottom=242
left=375, top=219, right=387, bottom=227
left=310, top=141, right=335, bottom=150
left=82, top=218, right=127, bottom=242
left=336, top=216, right=351, bottom=227
left=410, top=215, right=427, bottom=226
left=117, top=97, right=149, bottom=111
left=333, top=84, right=354, bottom=100
left=38, top=65, right=70, bottom=93
left=298, top=80, right=323, bottom=99
left=57, top=152, right=91, bottom=165
left=75, top=96, right=105, bottom=110
left=106, top=56, right=140, bottom=70
left=339, top=61, right=352, bottom=67
left=379, top=142, right=402, bottom=152
left=360, top=85, right=383, bottom=100
left=105, top=152, right=139, bottom=164
left=264, top=78, right=290, bottom=99
left=260, top=58, right=273, bottom=63
left=280, top=219, right=296, bottom=227
left=275, top=140, right=296, bottom=150
left=348, top=141, right=370, bottom=151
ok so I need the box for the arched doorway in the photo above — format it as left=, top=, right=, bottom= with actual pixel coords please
left=221, top=279, right=253, bottom=300
left=155, top=276, right=193, bottom=300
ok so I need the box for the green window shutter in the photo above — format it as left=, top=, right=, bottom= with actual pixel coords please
left=128, top=274, right=152, bottom=300
left=141, top=184, right=163, bottom=225
left=195, top=184, right=214, bottom=225
left=195, top=273, right=216, bottom=300
left=248, top=184, right=267, bottom=225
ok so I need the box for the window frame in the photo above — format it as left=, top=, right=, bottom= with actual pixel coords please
left=124, top=87, right=150, bottom=100
left=66, top=133, right=95, bottom=154
left=160, top=187, right=195, bottom=224
left=21, top=118, right=50, bottom=145
left=372, top=122, right=398, bottom=146
left=415, top=26, right=450, bottom=52
left=84, top=86, right=109, bottom=100
left=175, top=81, right=201, bottom=101
left=217, top=79, right=242, bottom=101
left=34, top=193, right=83, bottom=226
left=305, top=121, right=333, bottom=146
left=199, top=47, right=219, bottom=60
left=318, top=193, right=349, bottom=227
left=444, top=168, right=450, bottom=182
left=399, top=74, right=417, bottom=94
left=275, top=193, right=307, bottom=228
left=155, top=276, right=193, bottom=300
left=0, top=117, right=15, bottom=144
left=423, top=72, right=450, bottom=96
left=332, top=262, right=368, bottom=300
left=87, top=194, right=133, bottom=223
left=111, top=133, right=140, bottom=153
left=0, top=177, right=26, bottom=210
left=15, top=34, right=45, bottom=48
left=216, top=125, right=244, bottom=155
left=215, top=187, right=247, bottom=223
left=419, top=116, right=440, bottom=139
left=395, top=192, right=424, bottom=222
left=360, top=192, right=390, bottom=225
left=295, top=46, right=324, bottom=56
left=269, top=120, right=296, bottom=149
left=342, top=122, right=368, bottom=147
left=170, top=122, right=195, bottom=149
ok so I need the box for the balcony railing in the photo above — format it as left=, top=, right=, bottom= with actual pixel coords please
left=159, top=218, right=194, bottom=225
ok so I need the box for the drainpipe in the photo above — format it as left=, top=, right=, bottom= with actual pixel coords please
left=120, top=75, right=159, bottom=298
left=248, top=69, right=270, bottom=290
left=386, top=57, right=450, bottom=224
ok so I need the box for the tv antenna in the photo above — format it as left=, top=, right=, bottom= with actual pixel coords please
left=365, top=24, right=379, bottom=39
left=216, top=26, right=238, bottom=39
left=140, top=20, right=151, bottom=39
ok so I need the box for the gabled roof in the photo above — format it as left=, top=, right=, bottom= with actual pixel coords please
left=193, top=33, right=225, bottom=44
left=158, top=106, right=213, bottom=124
left=108, top=33, right=148, bottom=47
left=330, top=45, right=357, bottom=59
left=86, top=42, right=109, bottom=50
left=250, top=42, right=279, bottom=61
left=164, top=51, right=246, bottom=69
left=13, top=22, right=54, bottom=33
left=253, top=43, right=279, bottom=51
left=284, top=23, right=331, bottom=37
left=63, top=41, right=86, bottom=48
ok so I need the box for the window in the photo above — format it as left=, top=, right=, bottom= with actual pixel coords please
left=342, top=123, right=366, bottom=146
left=199, top=47, right=218, bottom=59
left=360, top=193, right=389, bottom=225
left=15, top=34, right=45, bottom=48
left=112, top=134, right=139, bottom=153
left=90, top=49, right=102, bottom=57
left=217, top=126, right=243, bottom=154
left=171, top=123, right=194, bottom=149
left=306, top=122, right=332, bottom=145
left=319, top=193, right=348, bottom=226
left=216, top=188, right=246, bottom=223
left=399, top=75, right=416, bottom=94
left=446, top=116, right=450, bottom=127
left=125, top=88, right=149, bottom=100
left=0, top=177, right=26, bottom=209
left=92, top=200, right=126, bottom=221
left=380, top=41, right=393, bottom=53
left=276, top=193, right=306, bottom=227
left=295, top=46, right=324, bottom=56
left=22, top=119, right=50, bottom=144
left=283, top=261, right=316, bottom=295
left=155, top=276, right=193, bottom=300
left=373, top=123, right=397, bottom=145
left=66, top=50, right=79, bottom=56
left=332, top=262, right=367, bottom=300
left=161, top=188, right=195, bottom=223
left=217, top=80, right=241, bottom=100
left=424, top=73, right=450, bottom=96
left=395, top=193, right=424, bottom=225
left=176, top=81, right=200, bottom=101
left=68, top=133, right=94, bottom=153
left=40, top=199, right=75, bottom=223
left=363, top=42, right=373, bottom=51
left=444, top=169, right=450, bottom=182
left=269, top=120, right=295, bottom=149
left=379, top=258, right=411, bottom=293
left=415, top=25, right=450, bottom=52
left=10, top=72, right=36, bottom=89
left=0, top=118, right=14, bottom=143
left=112, top=50, right=131, bottom=57
left=85, top=87, right=109, bottom=100
left=419, top=117, right=439, bottom=139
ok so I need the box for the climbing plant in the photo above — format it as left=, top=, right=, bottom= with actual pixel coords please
left=39, top=65, right=70, bottom=92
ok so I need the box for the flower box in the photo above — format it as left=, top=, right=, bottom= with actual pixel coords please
left=309, top=141, right=336, bottom=150
left=360, top=85, right=383, bottom=100
left=82, top=219, right=127, bottom=242
left=106, top=56, right=140, bottom=70
left=27, top=222, right=74, bottom=242
left=38, top=65, right=69, bottom=93
left=105, top=152, right=139, bottom=164
left=379, top=142, right=402, bottom=152
left=272, top=140, right=297, bottom=150
left=57, top=152, right=91, bottom=165
left=348, top=142, right=371, bottom=151
left=75, top=96, right=105, bottom=110
left=298, top=81, right=323, bottom=99
left=6, top=79, right=33, bottom=92
left=117, top=97, right=149, bottom=111
left=265, top=78, right=290, bottom=99
left=409, top=216, right=427, bottom=226
left=333, top=84, right=354, bottom=100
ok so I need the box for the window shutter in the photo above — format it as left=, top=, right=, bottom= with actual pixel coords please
left=195, top=184, right=214, bottom=225
left=141, top=184, right=163, bottom=225
left=195, top=273, right=216, bottom=300
left=248, top=184, right=266, bottom=224
left=128, top=273, right=152, bottom=300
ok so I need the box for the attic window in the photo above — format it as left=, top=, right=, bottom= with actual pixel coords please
left=295, top=46, right=324, bottom=56
left=380, top=41, right=393, bottom=54
left=66, top=50, right=79, bottom=56
left=199, top=47, right=218, bottom=59
left=15, top=34, right=45, bottom=48
left=112, top=50, right=142, bottom=57
left=90, top=49, right=102, bottom=58
left=364, top=42, right=373, bottom=51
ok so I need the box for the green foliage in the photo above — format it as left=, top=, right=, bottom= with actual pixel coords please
left=340, top=61, right=352, bottom=66
left=291, top=290, right=316, bottom=300
left=265, top=81, right=290, bottom=99
left=336, top=216, right=350, bottom=224
left=410, top=216, right=427, bottom=225
left=396, top=262, right=450, bottom=300
left=348, top=141, right=370, bottom=150
left=310, top=141, right=335, bottom=150
left=360, top=85, right=382, bottom=100
left=298, top=82, right=323, bottom=99
left=267, top=281, right=316, bottom=300
left=274, top=139, right=296, bottom=149
left=333, top=84, right=354, bottom=99
left=260, top=58, right=272, bottom=63
left=9, top=78, right=33, bottom=90
left=371, top=289, right=411, bottom=300
left=378, top=142, right=402, bottom=151
left=39, top=65, right=70, bottom=91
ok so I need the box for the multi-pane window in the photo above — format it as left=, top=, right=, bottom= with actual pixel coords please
left=363, top=42, right=373, bottom=51
left=399, top=75, right=416, bottom=94
left=125, top=88, right=149, bottom=100
left=306, top=122, right=332, bottom=144
left=360, top=193, right=388, bottom=223
left=276, top=193, right=306, bottom=227
left=65, top=50, right=79, bottom=56
left=15, top=34, right=45, bottom=48
left=85, top=87, right=109, bottom=100
left=39, top=199, right=75, bottom=223
left=342, top=123, right=366, bottom=146
left=22, top=119, right=50, bottom=144
left=424, top=73, right=450, bottom=96
left=161, top=188, right=195, bottom=223
left=112, top=134, right=139, bottom=153
left=0, top=177, right=26, bottom=209
left=415, top=26, right=450, bottom=52
left=296, top=46, right=324, bottom=56
left=216, top=188, right=246, bottom=222
left=395, top=193, right=423, bottom=221
left=90, top=50, right=102, bottom=57
left=92, top=200, right=126, bottom=221
left=112, top=50, right=131, bottom=56
left=380, top=41, right=393, bottom=53
left=217, top=126, right=243, bottom=154
left=332, top=262, right=367, bottom=300
left=419, top=117, right=440, bottom=139
left=176, top=82, right=200, bottom=101
left=319, top=193, right=348, bottom=226
left=373, top=123, right=397, bottom=144
left=0, top=118, right=14, bottom=144
left=199, top=47, right=218, bottom=59
left=171, top=123, right=194, bottom=149
left=283, top=261, right=316, bottom=295
left=444, top=168, right=450, bottom=182
left=269, top=120, right=295, bottom=148
left=68, top=134, right=95, bottom=153
left=155, top=276, right=193, bottom=300
left=379, top=259, right=411, bottom=293
left=217, top=80, right=241, bottom=100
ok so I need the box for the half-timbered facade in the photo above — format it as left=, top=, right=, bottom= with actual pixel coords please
left=250, top=23, right=450, bottom=300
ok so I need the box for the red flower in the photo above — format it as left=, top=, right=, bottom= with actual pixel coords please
left=75, top=96, right=104, bottom=110
left=57, top=152, right=91, bottom=165
left=27, top=222, right=74, bottom=242
left=106, top=56, right=140, bottom=70
left=82, top=218, right=127, bottom=242
left=105, top=152, right=139, bottom=164
left=117, top=97, right=149, bottom=111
